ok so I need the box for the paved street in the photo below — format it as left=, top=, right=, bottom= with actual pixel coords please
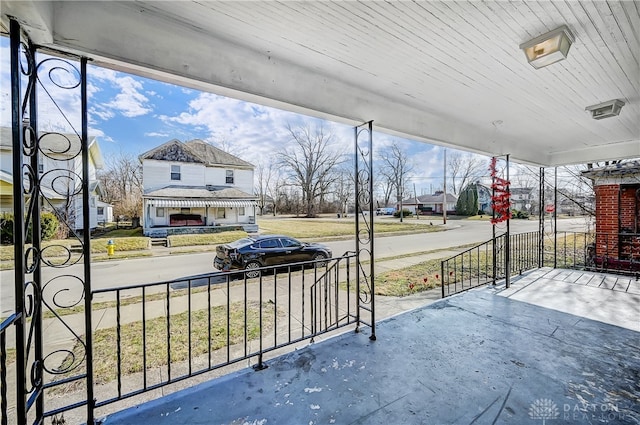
left=0, top=217, right=589, bottom=316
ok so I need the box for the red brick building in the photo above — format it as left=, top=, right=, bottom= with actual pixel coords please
left=582, top=161, right=640, bottom=271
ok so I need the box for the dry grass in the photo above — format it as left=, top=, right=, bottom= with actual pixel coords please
left=376, top=257, right=444, bottom=296
left=54, top=301, right=276, bottom=389
left=168, top=230, right=248, bottom=247
left=257, top=217, right=444, bottom=239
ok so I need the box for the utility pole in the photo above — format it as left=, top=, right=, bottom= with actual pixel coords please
left=399, top=162, right=404, bottom=223
left=413, top=183, right=419, bottom=219
left=443, top=149, right=447, bottom=224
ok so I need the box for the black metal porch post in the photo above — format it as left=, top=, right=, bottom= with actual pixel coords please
left=81, top=57, right=96, bottom=424
left=539, top=167, right=544, bottom=268
left=354, top=121, right=375, bottom=340
left=505, top=154, right=510, bottom=288
left=10, top=18, right=28, bottom=425
left=554, top=167, right=558, bottom=268
left=27, top=40, right=44, bottom=422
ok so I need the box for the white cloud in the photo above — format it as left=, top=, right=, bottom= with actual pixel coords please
left=145, top=131, right=170, bottom=138
left=105, top=76, right=152, bottom=117
left=90, top=67, right=152, bottom=118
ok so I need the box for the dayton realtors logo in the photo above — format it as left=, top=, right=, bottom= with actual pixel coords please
left=529, top=399, right=560, bottom=424
left=529, top=398, right=630, bottom=423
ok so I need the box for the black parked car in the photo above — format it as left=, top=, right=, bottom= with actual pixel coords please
left=214, top=235, right=332, bottom=278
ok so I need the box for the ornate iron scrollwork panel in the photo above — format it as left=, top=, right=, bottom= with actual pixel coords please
left=9, top=19, right=93, bottom=424
left=354, top=121, right=376, bottom=340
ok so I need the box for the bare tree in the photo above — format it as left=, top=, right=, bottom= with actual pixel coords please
left=376, top=167, right=395, bottom=208
left=447, top=151, right=486, bottom=195
left=277, top=124, right=345, bottom=217
left=332, top=166, right=354, bottom=216
left=97, top=152, right=143, bottom=219
left=268, top=170, right=287, bottom=216
left=378, top=142, right=413, bottom=216
left=254, top=161, right=273, bottom=216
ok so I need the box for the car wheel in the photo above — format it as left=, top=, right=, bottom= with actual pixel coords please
left=313, top=253, right=327, bottom=268
left=244, top=260, right=262, bottom=278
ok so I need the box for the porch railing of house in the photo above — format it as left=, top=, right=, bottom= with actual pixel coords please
left=441, top=231, right=541, bottom=297
left=551, top=231, right=640, bottom=277
left=442, top=230, right=640, bottom=297
left=88, top=253, right=357, bottom=412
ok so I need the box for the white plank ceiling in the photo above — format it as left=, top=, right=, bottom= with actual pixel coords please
left=2, top=0, right=638, bottom=166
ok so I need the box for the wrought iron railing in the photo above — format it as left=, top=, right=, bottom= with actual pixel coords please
left=87, top=253, right=357, bottom=412
left=442, top=230, right=639, bottom=297
left=549, top=231, right=639, bottom=277
left=441, top=231, right=541, bottom=297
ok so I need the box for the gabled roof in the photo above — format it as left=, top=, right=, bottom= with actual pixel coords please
left=418, top=193, right=458, bottom=204
left=401, top=193, right=457, bottom=204
left=139, top=139, right=254, bottom=169
left=510, top=187, right=535, bottom=195
left=185, top=139, right=253, bottom=168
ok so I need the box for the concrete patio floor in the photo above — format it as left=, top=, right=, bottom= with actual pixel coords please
left=103, top=269, right=640, bottom=425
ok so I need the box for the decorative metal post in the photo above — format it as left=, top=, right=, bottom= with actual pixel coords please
left=10, top=18, right=29, bottom=425
left=539, top=167, right=545, bottom=268
left=505, top=154, right=510, bottom=288
left=554, top=167, right=558, bottom=268
left=81, top=57, right=96, bottom=425
left=8, top=18, right=95, bottom=424
left=354, top=121, right=376, bottom=340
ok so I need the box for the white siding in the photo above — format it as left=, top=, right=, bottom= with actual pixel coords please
left=202, top=167, right=253, bottom=193
left=143, top=160, right=206, bottom=191
left=233, top=168, right=254, bottom=194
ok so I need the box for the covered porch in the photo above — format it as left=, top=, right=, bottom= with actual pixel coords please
left=143, top=198, right=258, bottom=236
left=103, top=267, right=640, bottom=424
left=1, top=1, right=638, bottom=425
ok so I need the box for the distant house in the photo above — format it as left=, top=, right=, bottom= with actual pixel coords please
left=399, top=191, right=457, bottom=215
left=140, top=139, right=258, bottom=236
left=0, top=127, right=105, bottom=231
left=476, top=184, right=492, bottom=213
left=96, top=200, right=114, bottom=224
left=510, top=187, right=536, bottom=213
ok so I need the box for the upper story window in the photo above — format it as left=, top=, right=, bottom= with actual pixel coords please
left=171, top=165, right=181, bottom=180
left=226, top=169, right=234, bottom=184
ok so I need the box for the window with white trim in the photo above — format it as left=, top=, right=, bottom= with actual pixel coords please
left=156, top=207, right=165, bottom=217
left=216, top=208, right=226, bottom=219
left=238, top=207, right=245, bottom=216
left=226, top=169, right=234, bottom=184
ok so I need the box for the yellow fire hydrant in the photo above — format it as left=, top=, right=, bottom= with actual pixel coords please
left=107, top=239, right=115, bottom=256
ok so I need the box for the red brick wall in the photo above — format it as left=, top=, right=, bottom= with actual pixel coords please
left=594, top=184, right=619, bottom=258
left=619, top=185, right=640, bottom=261
left=594, top=183, right=640, bottom=261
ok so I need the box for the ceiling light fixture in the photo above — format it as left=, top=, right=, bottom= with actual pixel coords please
left=585, top=99, right=625, bottom=120
left=519, top=25, right=574, bottom=69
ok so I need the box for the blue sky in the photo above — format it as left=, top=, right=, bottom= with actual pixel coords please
left=0, top=36, right=493, bottom=194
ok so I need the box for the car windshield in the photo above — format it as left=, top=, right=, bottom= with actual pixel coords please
left=226, top=238, right=255, bottom=248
